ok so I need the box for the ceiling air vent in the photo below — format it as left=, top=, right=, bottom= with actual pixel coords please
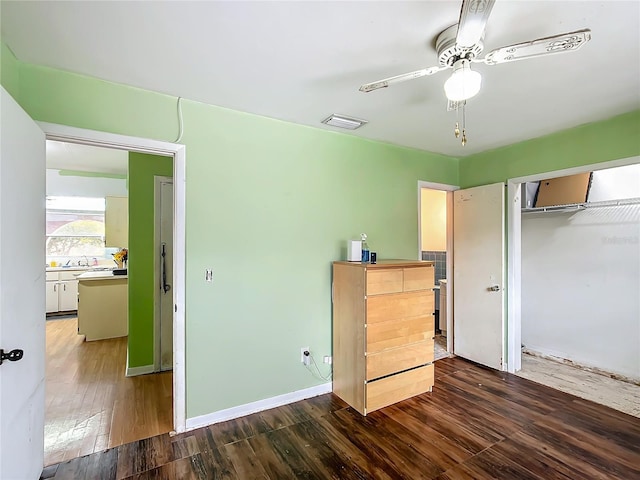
left=322, top=114, right=367, bottom=130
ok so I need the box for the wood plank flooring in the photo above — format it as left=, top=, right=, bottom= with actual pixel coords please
left=517, top=352, right=640, bottom=418
left=45, top=318, right=173, bottom=466
left=43, top=356, right=640, bottom=479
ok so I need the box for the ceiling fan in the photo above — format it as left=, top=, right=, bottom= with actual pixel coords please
left=359, top=0, right=591, bottom=144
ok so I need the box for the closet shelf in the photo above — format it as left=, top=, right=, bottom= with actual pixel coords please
left=522, top=197, right=640, bottom=214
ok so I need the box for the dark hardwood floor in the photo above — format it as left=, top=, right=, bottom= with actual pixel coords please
left=42, top=357, right=640, bottom=479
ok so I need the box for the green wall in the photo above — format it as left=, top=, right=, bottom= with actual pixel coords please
left=128, top=152, right=173, bottom=368
left=9, top=58, right=458, bottom=417
left=459, top=110, right=640, bottom=188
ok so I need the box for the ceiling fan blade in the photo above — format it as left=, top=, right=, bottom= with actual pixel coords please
left=456, top=0, right=496, bottom=49
left=482, top=29, right=592, bottom=65
left=359, top=66, right=445, bottom=92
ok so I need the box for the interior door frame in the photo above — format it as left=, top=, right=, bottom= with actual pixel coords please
left=417, top=181, right=459, bottom=353
left=39, top=121, right=187, bottom=434
left=505, top=154, right=640, bottom=374
left=154, top=175, right=174, bottom=372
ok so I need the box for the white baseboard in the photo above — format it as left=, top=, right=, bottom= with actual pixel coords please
left=185, top=382, right=332, bottom=431
left=126, top=364, right=155, bottom=377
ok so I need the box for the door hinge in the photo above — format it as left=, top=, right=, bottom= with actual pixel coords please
left=0, top=349, right=24, bottom=365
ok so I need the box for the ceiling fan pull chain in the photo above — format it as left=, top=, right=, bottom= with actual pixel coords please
left=461, top=102, right=467, bottom=146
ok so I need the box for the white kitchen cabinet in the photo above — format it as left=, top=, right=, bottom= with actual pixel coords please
left=46, top=280, right=59, bottom=313
left=46, top=270, right=82, bottom=313
left=58, top=279, right=79, bottom=311
left=105, top=196, right=128, bottom=247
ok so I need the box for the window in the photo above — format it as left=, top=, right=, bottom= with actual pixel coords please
left=46, top=196, right=106, bottom=259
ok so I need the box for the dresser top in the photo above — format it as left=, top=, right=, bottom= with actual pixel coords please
left=333, top=259, right=433, bottom=269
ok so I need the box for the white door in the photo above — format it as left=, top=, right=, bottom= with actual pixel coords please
left=0, top=88, right=46, bottom=479
left=453, top=182, right=505, bottom=370
left=155, top=177, right=173, bottom=371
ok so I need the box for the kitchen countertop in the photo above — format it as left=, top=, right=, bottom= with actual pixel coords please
left=77, top=271, right=128, bottom=281
left=47, top=266, right=91, bottom=272
left=46, top=266, right=115, bottom=272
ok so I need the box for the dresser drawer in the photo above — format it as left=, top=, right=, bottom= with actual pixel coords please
left=366, top=364, right=434, bottom=413
left=367, top=291, right=433, bottom=324
left=403, top=266, right=434, bottom=292
left=367, top=315, right=433, bottom=353
left=366, top=340, right=433, bottom=380
left=366, top=269, right=403, bottom=295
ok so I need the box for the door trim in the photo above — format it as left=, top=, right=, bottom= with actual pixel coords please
left=38, top=121, right=187, bottom=434
left=505, top=154, right=640, bottom=374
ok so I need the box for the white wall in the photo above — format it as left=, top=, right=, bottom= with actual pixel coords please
left=521, top=165, right=640, bottom=380
left=46, top=169, right=127, bottom=197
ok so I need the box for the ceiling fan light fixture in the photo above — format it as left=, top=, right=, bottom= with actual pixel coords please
left=444, top=59, right=482, bottom=102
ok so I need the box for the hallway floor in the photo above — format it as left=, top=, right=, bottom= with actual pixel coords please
left=45, top=318, right=173, bottom=466
left=434, top=334, right=449, bottom=361
left=516, top=352, right=640, bottom=418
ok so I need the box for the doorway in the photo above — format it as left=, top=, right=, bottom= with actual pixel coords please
left=418, top=181, right=457, bottom=358
left=41, top=123, right=187, bottom=427
left=43, top=144, right=176, bottom=465
left=1, top=94, right=184, bottom=477
left=506, top=155, right=640, bottom=374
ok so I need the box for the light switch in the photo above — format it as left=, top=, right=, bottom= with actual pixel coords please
left=205, top=269, right=213, bottom=282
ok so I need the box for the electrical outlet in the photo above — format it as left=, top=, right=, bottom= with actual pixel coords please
left=301, top=347, right=310, bottom=366
left=323, top=355, right=332, bottom=364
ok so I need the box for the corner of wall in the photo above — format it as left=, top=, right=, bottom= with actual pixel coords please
left=1, top=41, right=21, bottom=101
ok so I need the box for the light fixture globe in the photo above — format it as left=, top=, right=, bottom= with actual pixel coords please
left=444, top=59, right=482, bottom=101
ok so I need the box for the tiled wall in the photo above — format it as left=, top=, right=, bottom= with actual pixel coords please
left=422, top=250, right=446, bottom=315
left=422, top=250, right=446, bottom=283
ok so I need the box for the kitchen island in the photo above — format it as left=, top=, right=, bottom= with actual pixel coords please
left=77, top=271, right=128, bottom=341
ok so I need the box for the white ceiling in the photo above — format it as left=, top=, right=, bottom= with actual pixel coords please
left=46, top=141, right=128, bottom=175
left=3, top=1, right=639, bottom=156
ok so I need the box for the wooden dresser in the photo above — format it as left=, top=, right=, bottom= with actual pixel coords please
left=332, top=260, right=435, bottom=415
